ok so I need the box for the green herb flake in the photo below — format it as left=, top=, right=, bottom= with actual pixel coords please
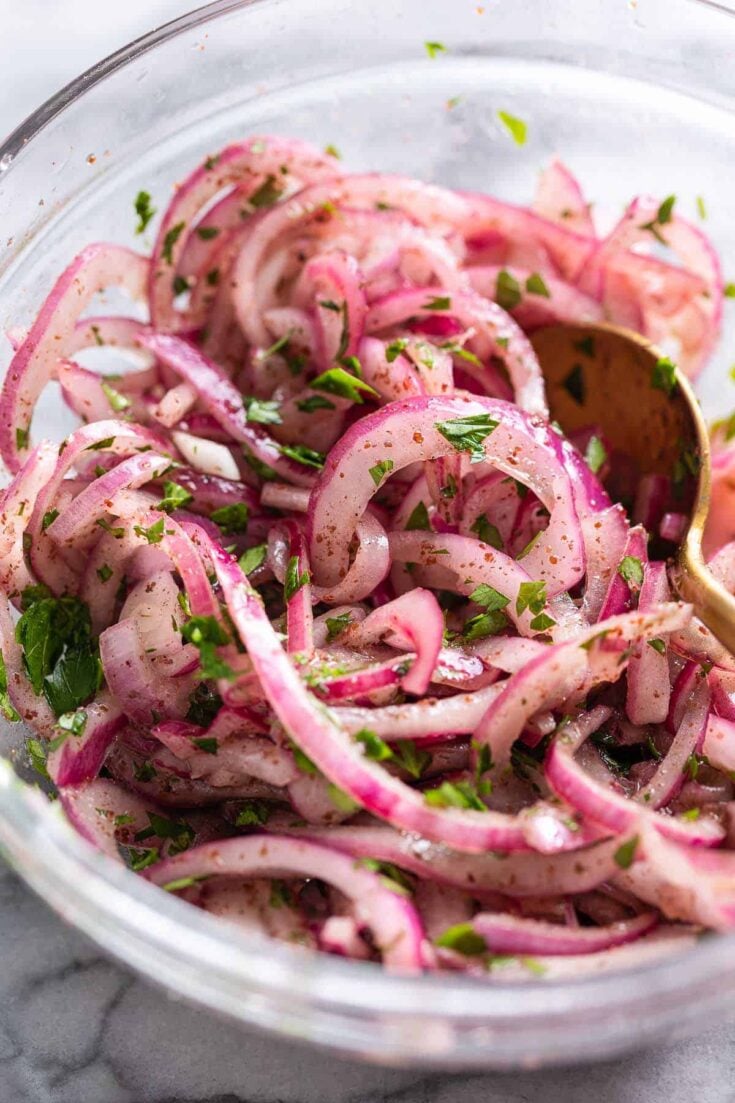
left=434, top=413, right=499, bottom=463
left=57, top=708, right=87, bottom=737
left=562, top=363, right=585, bottom=405
left=85, top=435, right=116, bottom=452
left=205, top=268, right=220, bottom=287
left=15, top=427, right=29, bottom=451
left=405, top=501, right=432, bottom=531
left=640, top=195, right=676, bottom=242
left=134, top=518, right=165, bottom=545
left=425, top=41, right=447, bottom=59
left=696, top=196, right=707, bottom=220
left=284, top=555, right=310, bottom=601
left=651, top=356, right=678, bottom=397
left=386, top=338, right=409, bottom=362
left=210, top=502, right=249, bottom=535
left=15, top=594, right=99, bottom=717
left=127, top=846, right=159, bottom=872
left=157, top=481, right=194, bottom=514
left=495, top=269, right=522, bottom=310
left=471, top=514, right=503, bottom=550
left=463, top=609, right=508, bottom=641
left=162, top=221, right=186, bottom=264
left=296, top=394, right=336, bottom=414
left=725, top=283, right=735, bottom=299
left=355, top=728, right=394, bottom=762
left=0, top=652, right=20, bottom=722
left=470, top=584, right=510, bottom=611
left=192, top=736, right=218, bottom=755
left=618, top=555, right=644, bottom=588
left=393, top=739, right=431, bottom=780
left=181, top=615, right=235, bottom=681
left=42, top=509, right=59, bottom=531
left=680, top=807, right=701, bottom=821
left=235, top=800, right=271, bottom=827
left=423, top=295, right=451, bottom=311
left=243, top=395, right=282, bottom=425
left=310, top=367, right=377, bottom=404
left=172, top=274, right=190, bottom=296
left=279, top=443, right=325, bottom=470
left=324, top=143, right=341, bottom=159
left=196, top=225, right=220, bottom=240
left=585, top=435, right=607, bottom=474
left=497, top=110, right=528, bottom=146
left=529, top=612, right=556, bottom=633
left=238, top=543, right=267, bottom=576
left=525, top=272, right=550, bottom=298
left=162, top=874, right=209, bottom=893
left=613, top=835, right=639, bottom=869
left=100, top=380, right=132, bottom=413
left=369, top=459, right=394, bottom=487
left=436, top=922, right=487, bottom=955
left=648, top=637, right=666, bottom=655
left=424, top=779, right=487, bottom=811
left=134, top=190, right=156, bottom=234
left=516, top=579, right=547, bottom=617
left=325, top=612, right=352, bottom=642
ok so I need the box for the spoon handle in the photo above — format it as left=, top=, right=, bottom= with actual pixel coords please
left=677, top=534, right=735, bottom=655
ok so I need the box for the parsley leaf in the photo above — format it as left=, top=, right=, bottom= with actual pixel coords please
left=235, top=800, right=271, bottom=827
left=134, top=190, right=156, bottom=234
left=393, top=740, right=431, bottom=779
left=425, top=41, right=447, bottom=59
left=470, top=584, right=510, bottom=612
left=181, top=616, right=235, bottom=681
left=463, top=610, right=508, bottom=641
left=640, top=195, right=676, bottom=242
left=210, top=502, right=249, bottom=535
left=355, top=728, right=394, bottom=762
left=192, top=736, right=218, bottom=755
left=157, top=481, right=193, bottom=513
left=101, top=381, right=131, bottom=412
left=648, top=637, right=666, bottom=655
left=161, top=221, right=186, bottom=264
left=325, top=612, right=352, bottom=642
left=525, top=272, right=550, bottom=297
left=310, top=367, right=377, bottom=404
left=279, top=443, right=325, bottom=469
left=405, top=501, right=432, bottom=531
left=424, top=779, right=487, bottom=811
left=423, top=295, right=451, bottom=311
left=497, top=110, right=528, bottom=146
left=436, top=922, right=487, bottom=955
left=284, top=556, right=310, bottom=601
left=369, top=459, right=394, bottom=487
left=296, top=394, right=335, bottom=414
left=243, top=395, right=282, bottom=425
left=134, top=518, right=165, bottom=545
left=470, top=513, right=503, bottom=550
left=585, top=435, right=607, bottom=474
left=613, top=835, right=639, bottom=869
left=0, top=651, right=20, bottom=722
left=651, top=356, right=677, bottom=396
left=434, top=413, right=499, bottom=463
left=495, top=269, right=522, bottom=311
left=238, top=543, right=267, bottom=575
left=15, top=594, right=98, bottom=717
left=386, top=338, right=409, bottom=362
left=516, top=580, right=547, bottom=616
left=196, top=225, right=220, bottom=240
left=618, top=555, right=644, bottom=588
left=249, top=174, right=282, bottom=209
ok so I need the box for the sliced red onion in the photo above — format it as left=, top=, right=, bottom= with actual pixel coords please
left=144, top=835, right=426, bottom=971
left=626, top=561, right=672, bottom=725
left=470, top=910, right=657, bottom=956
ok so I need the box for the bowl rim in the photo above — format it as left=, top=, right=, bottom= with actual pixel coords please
left=1, top=0, right=734, bottom=1058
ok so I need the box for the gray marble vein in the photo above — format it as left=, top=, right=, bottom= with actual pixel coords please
left=0, top=855, right=734, bottom=1103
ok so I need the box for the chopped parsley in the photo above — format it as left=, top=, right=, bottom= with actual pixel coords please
left=279, top=443, right=325, bottom=469
left=436, top=922, right=486, bottom=955
left=101, top=381, right=131, bottom=412
left=516, top=580, right=547, bottom=617
left=696, top=196, right=707, bottom=220
left=310, top=367, right=377, bottom=404
left=210, top=502, right=249, bottom=535
left=172, top=274, right=190, bottom=296
left=613, top=835, right=639, bottom=869
left=0, top=651, right=20, bottom=722
left=195, top=225, right=220, bottom=240
left=161, top=221, right=186, bottom=264
left=235, top=800, right=271, bottom=827
left=618, top=555, right=644, bottom=589
left=355, top=728, right=394, bottom=762
left=134, top=190, right=156, bottom=234
left=434, top=413, right=498, bottom=463
left=243, top=395, right=282, bottom=425
left=525, top=272, right=550, bottom=297
left=15, top=427, right=29, bottom=451
left=238, top=543, right=267, bottom=575
left=325, top=612, right=352, bottom=642
left=369, top=459, right=394, bottom=487
left=249, top=175, right=282, bottom=209
left=648, top=637, right=666, bottom=655
left=651, top=356, right=677, bottom=396
left=424, top=779, right=486, bottom=811
left=284, top=556, right=310, bottom=601
left=15, top=592, right=99, bottom=717
left=181, top=616, right=235, bottom=681
left=133, top=518, right=165, bottom=544
left=85, top=435, right=116, bottom=451
left=324, top=143, right=341, bottom=159
left=470, top=584, right=510, bottom=612
left=424, top=41, right=447, bottom=58
left=495, top=269, right=522, bottom=310
left=640, top=195, right=676, bottom=243
left=192, top=736, right=218, bottom=755
left=423, top=295, right=451, bottom=311
left=405, top=501, right=432, bottom=531
left=497, top=110, right=528, bottom=146
left=386, top=338, right=409, bottom=362
left=41, top=509, right=59, bottom=531
left=157, top=481, right=193, bottom=513
left=470, top=513, right=503, bottom=550
left=393, top=739, right=431, bottom=780
left=296, top=394, right=336, bottom=414
left=585, top=435, right=607, bottom=474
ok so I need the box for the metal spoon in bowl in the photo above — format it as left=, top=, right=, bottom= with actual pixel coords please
left=529, top=322, right=735, bottom=652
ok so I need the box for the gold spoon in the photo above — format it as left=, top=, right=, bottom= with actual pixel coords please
left=529, top=322, right=735, bottom=652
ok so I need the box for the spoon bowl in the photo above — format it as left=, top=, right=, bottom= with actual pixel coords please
left=530, top=322, right=735, bottom=652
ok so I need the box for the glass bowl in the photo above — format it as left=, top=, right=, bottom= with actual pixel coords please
left=1, top=0, right=735, bottom=1069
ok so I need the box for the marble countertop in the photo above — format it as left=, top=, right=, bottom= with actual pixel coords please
left=2, top=1, right=735, bottom=1100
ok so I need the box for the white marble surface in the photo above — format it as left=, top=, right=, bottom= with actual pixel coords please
left=2, top=2, right=735, bottom=1100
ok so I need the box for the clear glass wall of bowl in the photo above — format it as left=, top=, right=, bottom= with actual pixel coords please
left=1, top=0, right=735, bottom=1067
